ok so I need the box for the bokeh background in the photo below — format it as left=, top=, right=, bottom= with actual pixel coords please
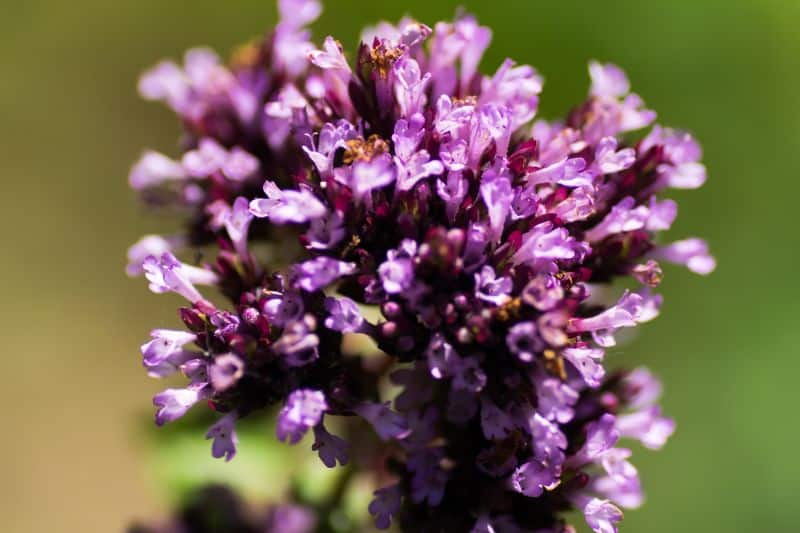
left=2, top=0, right=798, bottom=531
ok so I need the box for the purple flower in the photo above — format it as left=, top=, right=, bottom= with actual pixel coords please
left=480, top=173, right=513, bottom=243
left=620, top=368, right=662, bottom=410
left=562, top=345, right=606, bottom=388
left=640, top=125, right=707, bottom=189
left=535, top=375, right=579, bottom=424
left=567, top=291, right=659, bottom=345
left=521, top=274, right=564, bottom=311
left=292, top=257, right=357, bottom=292
left=581, top=497, right=624, bottom=533
left=182, top=138, right=229, bottom=177
left=208, top=353, right=245, bottom=392
left=568, top=414, right=619, bottom=467
left=308, top=36, right=350, bottom=72
left=506, top=322, right=544, bottom=363
left=651, top=238, right=716, bottom=274
left=408, top=448, right=448, bottom=505
left=511, top=458, right=559, bottom=498
left=250, top=181, right=327, bottom=224
left=306, top=213, right=346, bottom=250
left=142, top=253, right=218, bottom=303
left=425, top=333, right=460, bottom=379
left=593, top=448, right=643, bottom=509
left=141, top=329, right=197, bottom=368
left=206, top=413, right=239, bottom=461
left=589, top=61, right=630, bottom=99
left=153, top=387, right=202, bottom=426
left=271, top=318, right=320, bottom=367
left=312, top=423, right=349, bottom=467
left=378, top=240, right=417, bottom=294
left=276, top=389, right=328, bottom=444
left=126, top=235, right=185, bottom=276
left=512, top=222, right=586, bottom=272
left=265, top=503, right=318, bottom=533
left=616, top=406, right=675, bottom=450
left=354, top=402, right=411, bottom=441
left=129, top=151, right=187, bottom=190
left=223, top=197, right=254, bottom=259
left=349, top=154, right=397, bottom=199
left=585, top=197, right=650, bottom=242
left=130, top=8, right=714, bottom=530
left=369, top=484, right=402, bottom=530
left=395, top=57, right=432, bottom=118
left=323, top=296, right=364, bottom=333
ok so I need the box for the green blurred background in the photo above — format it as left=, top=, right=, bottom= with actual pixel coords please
left=1, top=0, right=798, bottom=531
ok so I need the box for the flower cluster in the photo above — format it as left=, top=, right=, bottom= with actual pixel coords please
left=128, top=1, right=713, bottom=531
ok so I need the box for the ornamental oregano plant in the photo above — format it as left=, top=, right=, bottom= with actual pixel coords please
left=127, top=1, right=714, bottom=531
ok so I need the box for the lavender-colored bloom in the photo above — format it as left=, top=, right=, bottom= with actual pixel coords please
left=562, top=346, right=606, bottom=388
left=651, top=238, right=716, bottom=274
left=350, top=153, right=397, bottom=199
left=182, top=138, right=229, bottom=177
left=250, top=181, right=327, bottom=224
left=425, top=333, right=459, bottom=379
left=126, top=235, right=185, bottom=276
left=206, top=413, right=239, bottom=461
left=307, top=36, right=350, bottom=72
left=141, top=329, right=197, bottom=367
left=584, top=197, right=650, bottom=242
left=621, top=367, right=663, bottom=411
left=354, top=402, right=411, bottom=441
left=616, top=406, right=675, bottom=450
left=593, top=448, right=643, bottom=509
left=142, top=253, right=218, bottom=303
left=265, top=503, right=318, bottom=533
left=223, top=197, right=254, bottom=258
left=480, top=173, right=513, bottom=243
left=569, top=414, right=620, bottom=467
left=130, top=6, right=713, bottom=530
left=521, top=274, right=564, bottom=311
left=369, top=484, right=402, bottom=530
left=208, top=353, right=245, bottom=392
left=408, top=447, right=448, bottom=505
left=640, top=125, right=707, bottom=189
left=631, top=260, right=664, bottom=288
left=263, top=291, right=305, bottom=326
left=511, top=458, right=559, bottom=498
left=153, top=388, right=202, bottom=426
left=513, top=222, right=585, bottom=272
left=312, top=422, right=349, bottom=467
left=323, top=296, right=364, bottom=333
left=129, top=151, right=187, bottom=190
left=581, top=497, right=624, bottom=533
left=271, top=318, right=320, bottom=367
left=567, top=291, right=657, bottom=341
left=292, top=257, right=356, bottom=292
left=535, top=375, right=579, bottom=424
left=589, top=61, right=630, bottom=99
left=506, top=322, right=544, bottom=363
left=378, top=240, right=417, bottom=294
left=306, top=213, right=346, bottom=250
left=277, top=389, right=328, bottom=444
left=395, top=57, right=432, bottom=118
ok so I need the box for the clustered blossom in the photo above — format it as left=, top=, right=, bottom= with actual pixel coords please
left=128, top=1, right=713, bottom=531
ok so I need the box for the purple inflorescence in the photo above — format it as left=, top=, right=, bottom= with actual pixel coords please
left=127, top=1, right=713, bottom=531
